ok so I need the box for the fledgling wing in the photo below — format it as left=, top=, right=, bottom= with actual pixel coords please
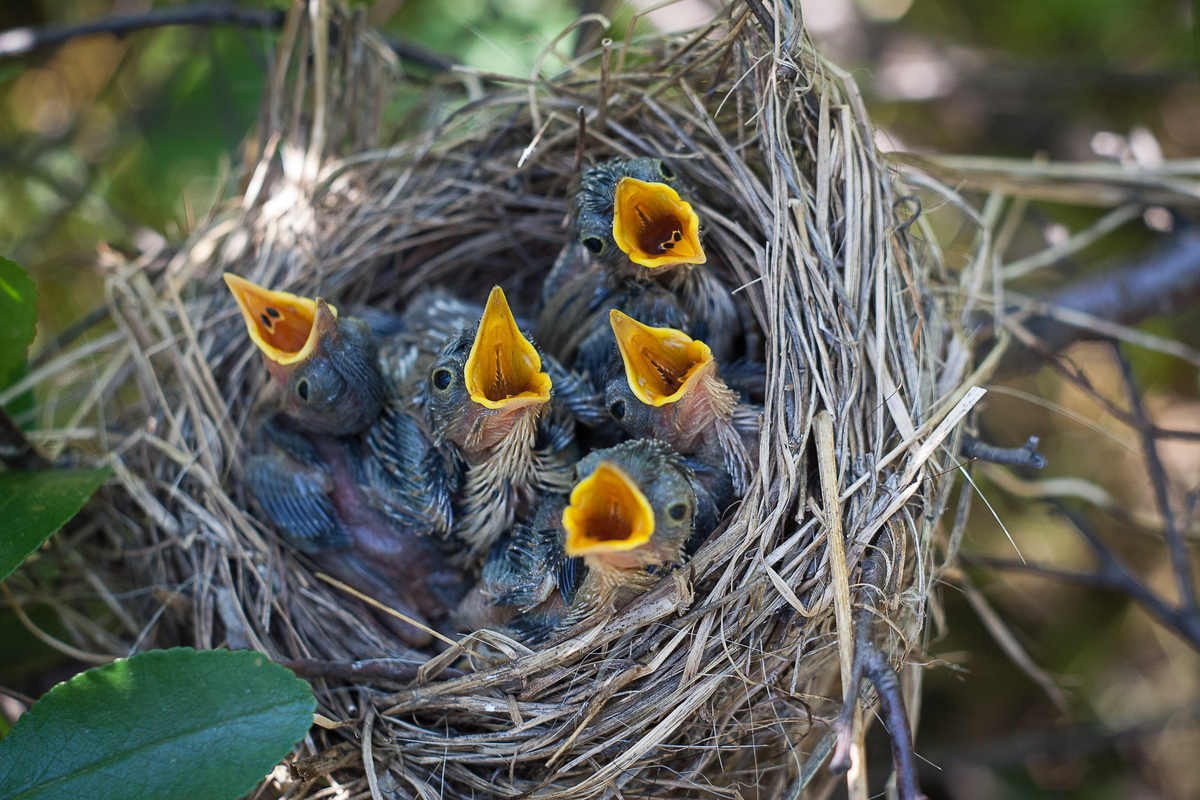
left=544, top=355, right=608, bottom=428
left=362, top=399, right=459, bottom=536
left=245, top=452, right=351, bottom=553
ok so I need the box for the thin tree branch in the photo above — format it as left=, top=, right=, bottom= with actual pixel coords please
left=1112, top=345, right=1198, bottom=611
left=0, top=3, right=455, bottom=72
left=1045, top=228, right=1200, bottom=333
left=998, top=229, right=1200, bottom=377
left=1004, top=323, right=1200, bottom=441
left=963, top=503, right=1200, bottom=651
left=0, top=405, right=49, bottom=471
left=828, top=529, right=926, bottom=800
left=961, top=435, right=1047, bottom=469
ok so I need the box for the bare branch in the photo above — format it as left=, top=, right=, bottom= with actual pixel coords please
left=1112, top=345, right=1197, bottom=611
left=0, top=3, right=454, bottom=72
left=961, top=435, right=1047, bottom=469
left=963, top=503, right=1200, bottom=651
left=828, top=530, right=926, bottom=800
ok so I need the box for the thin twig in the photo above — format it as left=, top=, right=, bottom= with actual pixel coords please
left=743, top=0, right=777, bottom=43
left=1112, top=346, right=1197, bottom=611
left=961, top=435, right=1047, bottom=470
left=0, top=2, right=454, bottom=72
left=829, top=530, right=926, bottom=800
left=965, top=504, right=1200, bottom=650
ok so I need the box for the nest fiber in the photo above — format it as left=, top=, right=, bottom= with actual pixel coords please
left=21, top=1, right=996, bottom=796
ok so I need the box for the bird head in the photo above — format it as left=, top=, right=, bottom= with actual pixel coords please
left=426, top=286, right=552, bottom=454
left=224, top=273, right=384, bottom=435
left=562, top=439, right=696, bottom=574
left=573, top=158, right=705, bottom=271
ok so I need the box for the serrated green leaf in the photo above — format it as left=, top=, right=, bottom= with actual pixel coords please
left=0, top=467, right=111, bottom=583
left=0, top=647, right=315, bottom=800
left=0, top=257, right=37, bottom=394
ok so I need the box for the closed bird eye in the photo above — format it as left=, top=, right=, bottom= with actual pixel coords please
left=296, top=378, right=310, bottom=402
left=609, top=399, right=626, bottom=420
left=432, top=367, right=454, bottom=392
left=668, top=502, right=688, bottom=521
left=582, top=236, right=605, bottom=255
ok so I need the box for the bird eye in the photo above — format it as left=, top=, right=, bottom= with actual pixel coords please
left=432, top=368, right=453, bottom=392
left=582, top=236, right=605, bottom=255
left=609, top=400, right=626, bottom=420
left=668, top=502, right=688, bottom=521
left=296, top=378, right=310, bottom=402
left=658, top=161, right=676, bottom=180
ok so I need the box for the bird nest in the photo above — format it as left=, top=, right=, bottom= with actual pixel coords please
left=18, top=2, right=1001, bottom=797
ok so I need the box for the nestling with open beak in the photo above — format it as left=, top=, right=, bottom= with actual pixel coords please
left=605, top=309, right=760, bottom=496
left=425, top=286, right=602, bottom=564
left=458, top=439, right=701, bottom=643
left=245, top=414, right=467, bottom=648
left=227, top=275, right=471, bottom=644
left=224, top=274, right=385, bottom=435
left=538, top=158, right=741, bottom=387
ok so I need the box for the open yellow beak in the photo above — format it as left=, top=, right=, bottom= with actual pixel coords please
left=223, top=273, right=338, bottom=366
left=610, top=309, right=714, bottom=407
left=611, top=177, right=705, bottom=269
left=563, top=462, right=656, bottom=556
left=465, top=286, right=552, bottom=410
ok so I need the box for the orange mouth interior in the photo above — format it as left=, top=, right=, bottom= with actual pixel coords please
left=465, top=286, right=552, bottom=410
left=609, top=310, right=714, bottom=407
left=562, top=462, right=656, bottom=556
left=611, top=177, right=705, bottom=269
left=223, top=273, right=336, bottom=366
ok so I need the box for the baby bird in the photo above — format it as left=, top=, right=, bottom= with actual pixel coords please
left=459, top=439, right=700, bottom=643
left=425, top=286, right=600, bottom=564
left=227, top=276, right=469, bottom=644
left=538, top=157, right=739, bottom=382
left=245, top=414, right=466, bottom=648
left=225, top=274, right=384, bottom=435
left=605, top=310, right=759, bottom=496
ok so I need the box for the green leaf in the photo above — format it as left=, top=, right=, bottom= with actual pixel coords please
left=0, top=256, right=37, bottom=394
left=0, top=467, right=111, bottom=583
left=0, top=648, right=315, bottom=800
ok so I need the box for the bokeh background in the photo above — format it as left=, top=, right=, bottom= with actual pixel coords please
left=1, top=1, right=1198, bottom=798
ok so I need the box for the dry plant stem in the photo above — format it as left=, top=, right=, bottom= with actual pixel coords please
left=814, top=412, right=864, bottom=799
left=0, top=405, right=49, bottom=470
left=960, top=435, right=1046, bottom=470
left=0, top=1, right=453, bottom=71
left=829, top=532, right=925, bottom=800
left=281, top=658, right=464, bottom=685
left=743, top=0, right=777, bottom=42
left=1112, top=345, right=1198, bottom=611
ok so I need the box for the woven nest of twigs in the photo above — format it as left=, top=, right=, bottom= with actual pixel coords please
left=17, top=1, right=1004, bottom=797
